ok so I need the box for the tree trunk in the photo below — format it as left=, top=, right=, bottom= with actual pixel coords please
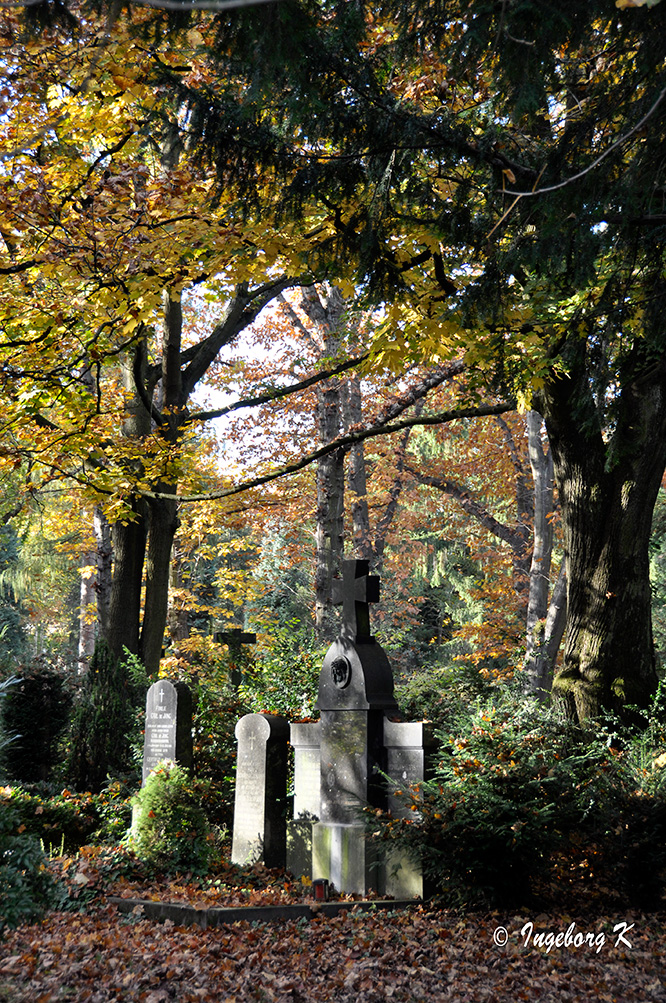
left=299, top=285, right=347, bottom=639
left=540, top=359, right=666, bottom=722
left=341, top=375, right=373, bottom=562
left=94, top=505, right=112, bottom=637
left=107, top=499, right=148, bottom=661
left=78, top=538, right=97, bottom=674
left=523, top=411, right=566, bottom=699
left=168, top=542, right=190, bottom=649
left=106, top=344, right=150, bottom=662
left=140, top=493, right=179, bottom=674
left=138, top=290, right=183, bottom=674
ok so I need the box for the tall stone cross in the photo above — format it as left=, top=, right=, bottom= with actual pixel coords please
left=215, top=628, right=257, bottom=687
left=332, top=559, right=380, bottom=643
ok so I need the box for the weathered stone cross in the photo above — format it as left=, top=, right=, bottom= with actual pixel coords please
left=215, top=628, right=257, bottom=687
left=332, top=558, right=380, bottom=642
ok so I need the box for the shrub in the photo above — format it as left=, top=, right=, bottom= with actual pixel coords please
left=0, top=796, right=61, bottom=933
left=0, top=676, right=17, bottom=782
left=238, top=618, right=322, bottom=720
left=373, top=690, right=641, bottom=909
left=1, top=785, right=99, bottom=853
left=192, top=682, right=245, bottom=835
left=66, top=641, right=141, bottom=792
left=0, top=661, right=72, bottom=783
left=130, top=760, right=212, bottom=874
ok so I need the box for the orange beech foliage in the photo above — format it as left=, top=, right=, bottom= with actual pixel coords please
left=202, top=292, right=549, bottom=671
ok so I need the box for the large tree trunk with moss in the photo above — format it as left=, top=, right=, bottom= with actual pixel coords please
left=540, top=354, right=666, bottom=722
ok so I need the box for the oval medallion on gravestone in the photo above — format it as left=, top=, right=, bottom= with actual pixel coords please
left=330, top=655, right=352, bottom=689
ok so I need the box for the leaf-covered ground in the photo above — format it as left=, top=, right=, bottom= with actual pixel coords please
left=2, top=850, right=666, bottom=1002
left=2, top=900, right=666, bottom=1003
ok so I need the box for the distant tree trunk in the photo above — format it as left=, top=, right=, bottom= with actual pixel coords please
left=299, top=285, right=347, bottom=640
left=168, top=543, right=190, bottom=648
left=540, top=355, right=666, bottom=722
left=523, top=412, right=566, bottom=699
left=342, top=375, right=373, bottom=562
left=78, top=542, right=96, bottom=674
left=94, top=505, right=112, bottom=637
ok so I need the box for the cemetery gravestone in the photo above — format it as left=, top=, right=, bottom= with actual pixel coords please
left=142, top=680, right=193, bottom=786
left=215, top=628, right=256, bottom=688
left=383, top=719, right=436, bottom=899
left=313, top=559, right=399, bottom=895
left=231, top=558, right=434, bottom=897
left=231, top=713, right=289, bottom=868
left=286, top=720, right=321, bottom=878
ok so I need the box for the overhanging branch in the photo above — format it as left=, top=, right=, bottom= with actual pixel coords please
left=190, top=352, right=370, bottom=423
left=140, top=398, right=516, bottom=503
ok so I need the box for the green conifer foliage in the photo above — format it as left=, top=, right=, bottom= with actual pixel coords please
left=130, top=760, right=211, bottom=874
left=67, top=641, right=138, bottom=792
left=0, top=661, right=72, bottom=783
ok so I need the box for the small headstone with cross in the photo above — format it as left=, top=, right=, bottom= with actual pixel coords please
left=141, top=679, right=193, bottom=785
left=231, top=713, right=289, bottom=867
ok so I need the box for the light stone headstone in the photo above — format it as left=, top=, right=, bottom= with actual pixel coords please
left=142, top=680, right=193, bottom=786
left=383, top=719, right=436, bottom=898
left=231, top=713, right=289, bottom=868
left=286, top=721, right=320, bottom=878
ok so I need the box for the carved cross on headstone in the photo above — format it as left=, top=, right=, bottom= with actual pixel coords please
left=215, top=628, right=257, bottom=687
left=332, top=559, right=380, bottom=643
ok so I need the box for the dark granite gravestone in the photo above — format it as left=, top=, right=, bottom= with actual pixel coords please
left=142, top=680, right=193, bottom=786
left=313, top=559, right=399, bottom=894
left=232, top=559, right=434, bottom=897
left=215, top=628, right=257, bottom=688
left=231, top=713, right=289, bottom=868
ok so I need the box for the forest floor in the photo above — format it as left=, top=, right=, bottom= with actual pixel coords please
left=1, top=852, right=666, bottom=1003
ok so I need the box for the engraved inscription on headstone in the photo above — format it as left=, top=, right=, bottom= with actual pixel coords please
left=142, top=680, right=193, bottom=786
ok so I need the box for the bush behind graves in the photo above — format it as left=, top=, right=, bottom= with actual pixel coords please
left=373, top=687, right=666, bottom=908
left=239, top=618, right=322, bottom=720
left=130, top=760, right=213, bottom=874
left=66, top=641, right=143, bottom=792
left=0, top=779, right=135, bottom=852
left=0, top=676, right=17, bottom=781
left=0, top=660, right=72, bottom=783
left=192, top=682, right=246, bottom=835
left=1, top=785, right=99, bottom=853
